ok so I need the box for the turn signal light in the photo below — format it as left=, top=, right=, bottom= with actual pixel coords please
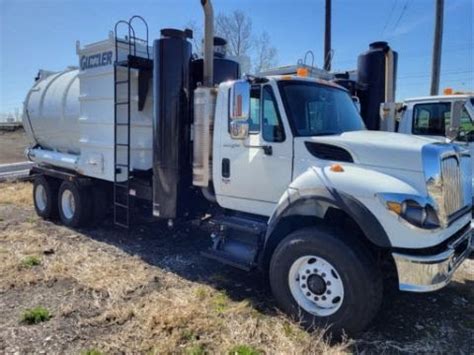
left=443, top=88, right=453, bottom=95
left=297, top=67, right=309, bottom=77
left=330, top=164, right=344, bottom=172
left=387, top=201, right=402, bottom=215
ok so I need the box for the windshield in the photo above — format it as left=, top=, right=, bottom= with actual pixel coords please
left=278, top=81, right=365, bottom=137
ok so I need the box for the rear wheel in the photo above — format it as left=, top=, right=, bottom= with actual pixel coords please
left=269, top=226, right=382, bottom=336
left=58, top=181, right=92, bottom=228
left=33, top=175, right=58, bottom=219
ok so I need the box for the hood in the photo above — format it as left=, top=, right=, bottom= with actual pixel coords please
left=304, top=130, right=437, bottom=172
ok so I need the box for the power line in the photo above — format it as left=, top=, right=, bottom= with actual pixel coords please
left=381, top=0, right=399, bottom=37
left=399, top=70, right=473, bottom=79
left=391, top=0, right=410, bottom=34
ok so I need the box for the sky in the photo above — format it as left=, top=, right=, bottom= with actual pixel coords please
left=0, top=0, right=473, bottom=115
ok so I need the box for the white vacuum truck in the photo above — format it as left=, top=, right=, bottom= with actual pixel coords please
left=22, top=1, right=472, bottom=335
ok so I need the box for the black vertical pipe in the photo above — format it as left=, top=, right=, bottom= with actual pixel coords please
left=324, top=0, right=332, bottom=72
left=430, top=0, right=444, bottom=95
left=153, top=29, right=192, bottom=219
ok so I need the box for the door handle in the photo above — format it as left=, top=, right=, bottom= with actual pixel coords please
left=262, top=145, right=273, bottom=155
left=244, top=144, right=273, bottom=156
left=222, top=158, right=230, bottom=178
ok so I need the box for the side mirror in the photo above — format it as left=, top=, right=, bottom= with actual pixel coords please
left=229, top=80, right=250, bottom=120
left=447, top=100, right=464, bottom=141
left=230, top=120, right=249, bottom=140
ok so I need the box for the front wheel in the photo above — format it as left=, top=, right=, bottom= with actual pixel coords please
left=269, top=226, right=382, bottom=336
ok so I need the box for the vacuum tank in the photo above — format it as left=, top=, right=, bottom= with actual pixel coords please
left=22, top=33, right=153, bottom=181
left=23, top=69, right=80, bottom=153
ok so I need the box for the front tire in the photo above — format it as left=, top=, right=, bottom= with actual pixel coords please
left=58, top=181, right=92, bottom=228
left=269, top=226, right=382, bottom=336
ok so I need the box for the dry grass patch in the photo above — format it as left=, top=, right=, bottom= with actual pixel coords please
left=92, top=283, right=351, bottom=354
left=0, top=182, right=32, bottom=206
left=0, top=182, right=351, bottom=353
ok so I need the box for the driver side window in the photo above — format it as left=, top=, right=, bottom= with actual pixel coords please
left=262, top=85, right=285, bottom=142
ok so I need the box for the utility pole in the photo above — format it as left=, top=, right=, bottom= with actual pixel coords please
left=430, top=0, right=444, bottom=95
left=324, top=0, right=332, bottom=72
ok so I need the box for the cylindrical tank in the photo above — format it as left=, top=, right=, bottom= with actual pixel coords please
left=153, top=28, right=193, bottom=219
left=191, top=37, right=240, bottom=89
left=357, top=41, right=398, bottom=130
left=23, top=69, right=80, bottom=153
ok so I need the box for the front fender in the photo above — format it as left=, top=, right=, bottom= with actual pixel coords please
left=264, top=164, right=471, bottom=254
left=265, top=177, right=391, bottom=251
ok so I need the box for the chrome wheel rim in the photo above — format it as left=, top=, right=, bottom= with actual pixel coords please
left=288, top=255, right=344, bottom=317
left=61, top=189, right=76, bottom=220
left=35, top=185, right=47, bottom=212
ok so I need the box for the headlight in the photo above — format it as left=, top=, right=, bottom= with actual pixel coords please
left=378, top=194, right=440, bottom=230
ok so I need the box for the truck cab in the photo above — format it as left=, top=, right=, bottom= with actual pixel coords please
left=204, top=76, right=472, bottom=333
left=396, top=95, right=474, bottom=192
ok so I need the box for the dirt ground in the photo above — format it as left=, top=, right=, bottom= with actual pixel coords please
left=0, top=129, right=29, bottom=164
left=0, top=182, right=473, bottom=354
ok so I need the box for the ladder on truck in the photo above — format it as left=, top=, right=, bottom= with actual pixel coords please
left=113, top=16, right=152, bottom=228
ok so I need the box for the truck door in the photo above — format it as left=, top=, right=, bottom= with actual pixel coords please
left=215, top=83, right=293, bottom=216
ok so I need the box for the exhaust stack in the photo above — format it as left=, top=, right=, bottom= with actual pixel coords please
left=192, top=0, right=216, bottom=190
left=201, top=0, right=214, bottom=87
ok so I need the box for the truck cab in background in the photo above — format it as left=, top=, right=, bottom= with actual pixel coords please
left=386, top=95, right=474, bottom=194
left=396, top=94, right=474, bottom=144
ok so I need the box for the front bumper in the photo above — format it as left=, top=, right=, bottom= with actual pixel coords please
left=392, top=224, right=472, bottom=292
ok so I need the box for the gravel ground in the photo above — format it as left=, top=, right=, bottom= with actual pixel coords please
left=0, top=182, right=473, bottom=354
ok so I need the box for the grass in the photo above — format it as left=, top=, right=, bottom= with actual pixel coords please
left=81, top=350, right=103, bottom=355
left=212, top=291, right=230, bottom=313
left=0, top=182, right=32, bottom=206
left=21, top=255, right=41, bottom=268
left=21, top=306, right=52, bottom=324
left=0, top=182, right=354, bottom=353
left=185, top=344, right=206, bottom=355
left=228, top=345, right=261, bottom=355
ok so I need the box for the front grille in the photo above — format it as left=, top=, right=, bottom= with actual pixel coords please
left=441, top=156, right=464, bottom=217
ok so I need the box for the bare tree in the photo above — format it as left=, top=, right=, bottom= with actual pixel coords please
left=253, top=31, right=277, bottom=74
left=215, top=10, right=252, bottom=58
left=187, top=10, right=278, bottom=74
left=186, top=20, right=203, bottom=56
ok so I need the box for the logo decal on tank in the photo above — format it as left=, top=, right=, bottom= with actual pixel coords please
left=80, top=51, right=113, bottom=70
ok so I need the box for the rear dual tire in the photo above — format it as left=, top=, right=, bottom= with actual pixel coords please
left=33, top=176, right=59, bottom=220
left=58, top=181, right=93, bottom=228
left=33, top=176, right=108, bottom=228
